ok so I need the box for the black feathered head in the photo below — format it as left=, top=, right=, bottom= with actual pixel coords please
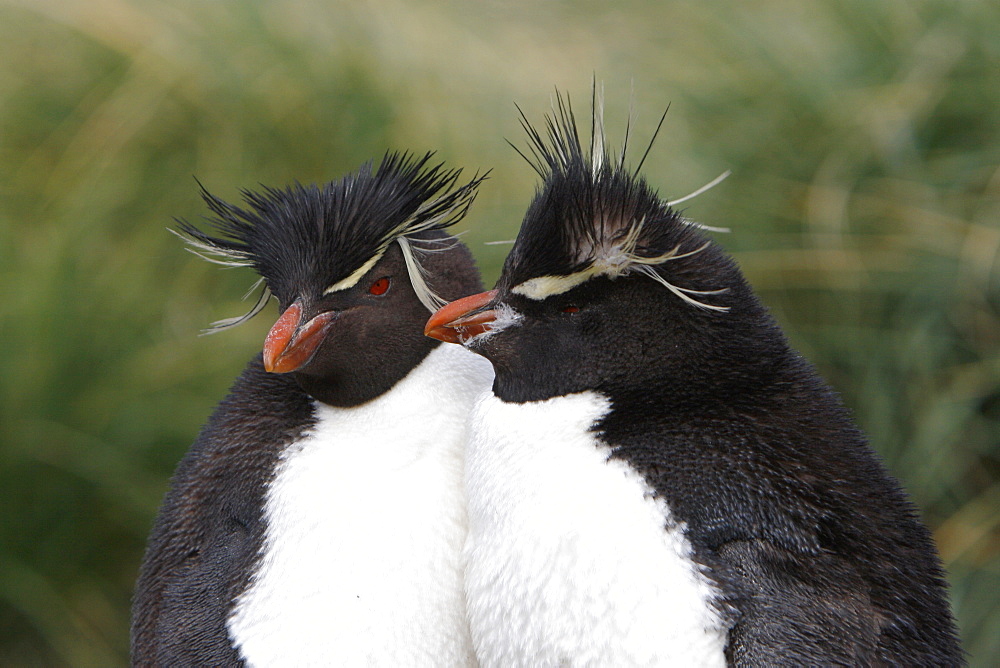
left=426, top=88, right=752, bottom=403
left=497, top=89, right=729, bottom=311
left=176, top=152, right=486, bottom=333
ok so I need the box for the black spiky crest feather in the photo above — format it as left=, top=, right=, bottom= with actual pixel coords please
left=175, top=152, right=486, bottom=332
left=500, top=88, right=729, bottom=311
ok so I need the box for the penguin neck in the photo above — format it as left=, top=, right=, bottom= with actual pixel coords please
left=293, top=336, right=438, bottom=407
left=228, top=343, right=493, bottom=665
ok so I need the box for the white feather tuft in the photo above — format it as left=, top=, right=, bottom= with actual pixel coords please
left=591, top=81, right=607, bottom=176
left=169, top=227, right=254, bottom=268
left=201, top=280, right=274, bottom=335
left=396, top=236, right=449, bottom=313
left=667, top=170, right=732, bottom=207
left=633, top=265, right=729, bottom=311
left=513, top=227, right=730, bottom=310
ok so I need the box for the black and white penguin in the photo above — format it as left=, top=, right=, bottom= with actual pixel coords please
left=132, top=153, right=493, bottom=666
left=426, top=94, right=963, bottom=666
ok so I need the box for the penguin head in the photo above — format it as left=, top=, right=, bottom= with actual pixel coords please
left=177, top=152, right=486, bottom=406
left=426, top=93, right=783, bottom=404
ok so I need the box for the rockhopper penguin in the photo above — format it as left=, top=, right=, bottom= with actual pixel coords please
left=426, top=94, right=963, bottom=666
left=132, top=153, right=493, bottom=666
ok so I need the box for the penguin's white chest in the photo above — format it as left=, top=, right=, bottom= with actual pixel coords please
left=228, top=345, right=492, bottom=667
left=464, top=391, right=729, bottom=668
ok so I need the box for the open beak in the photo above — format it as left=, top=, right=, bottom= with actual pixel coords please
left=263, top=300, right=336, bottom=373
left=425, top=290, right=498, bottom=344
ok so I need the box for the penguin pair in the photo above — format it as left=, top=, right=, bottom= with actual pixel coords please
left=133, top=92, right=962, bottom=666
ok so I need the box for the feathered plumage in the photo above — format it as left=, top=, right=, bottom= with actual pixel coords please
left=425, top=88, right=963, bottom=666
left=175, top=152, right=486, bottom=332
left=500, top=89, right=727, bottom=310
left=133, top=152, right=493, bottom=665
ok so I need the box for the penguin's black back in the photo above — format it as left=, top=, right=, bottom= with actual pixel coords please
left=600, top=345, right=960, bottom=665
left=131, top=357, right=313, bottom=665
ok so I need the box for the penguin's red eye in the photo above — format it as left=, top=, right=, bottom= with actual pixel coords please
left=562, top=305, right=580, bottom=314
left=369, top=277, right=390, bottom=296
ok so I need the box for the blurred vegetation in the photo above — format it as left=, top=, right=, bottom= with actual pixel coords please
left=0, top=0, right=996, bottom=665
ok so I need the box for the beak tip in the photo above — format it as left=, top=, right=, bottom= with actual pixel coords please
left=424, top=324, right=460, bottom=344
left=263, top=302, right=302, bottom=373
left=425, top=290, right=499, bottom=346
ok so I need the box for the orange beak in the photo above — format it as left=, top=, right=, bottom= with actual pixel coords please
left=424, top=290, right=498, bottom=344
left=263, top=301, right=336, bottom=373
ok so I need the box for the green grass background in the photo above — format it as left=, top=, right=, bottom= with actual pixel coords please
left=1, top=0, right=997, bottom=664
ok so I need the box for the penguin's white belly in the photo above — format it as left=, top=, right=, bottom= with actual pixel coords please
left=464, top=391, right=728, bottom=668
left=228, top=345, right=491, bottom=667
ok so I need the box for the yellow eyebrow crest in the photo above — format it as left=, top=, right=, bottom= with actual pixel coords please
left=510, top=268, right=602, bottom=300
left=322, top=251, right=386, bottom=295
